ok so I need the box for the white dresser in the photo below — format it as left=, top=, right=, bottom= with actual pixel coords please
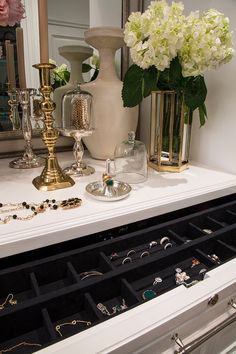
left=0, top=152, right=235, bottom=354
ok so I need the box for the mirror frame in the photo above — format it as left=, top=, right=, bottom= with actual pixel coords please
left=121, top=0, right=144, bottom=79
left=0, top=0, right=144, bottom=157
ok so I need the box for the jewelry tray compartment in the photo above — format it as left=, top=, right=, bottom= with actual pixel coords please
left=0, top=194, right=236, bottom=352
left=0, top=308, right=53, bottom=353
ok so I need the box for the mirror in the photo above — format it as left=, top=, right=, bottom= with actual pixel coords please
left=0, top=0, right=142, bottom=156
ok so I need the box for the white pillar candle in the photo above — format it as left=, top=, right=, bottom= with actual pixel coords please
left=16, top=27, right=27, bottom=89
left=5, top=41, right=16, bottom=90
left=38, top=0, right=49, bottom=63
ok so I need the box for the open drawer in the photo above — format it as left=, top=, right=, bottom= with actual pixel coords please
left=0, top=194, right=235, bottom=353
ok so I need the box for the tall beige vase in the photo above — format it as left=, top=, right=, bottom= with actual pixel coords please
left=81, top=27, right=138, bottom=160
left=53, top=45, right=93, bottom=127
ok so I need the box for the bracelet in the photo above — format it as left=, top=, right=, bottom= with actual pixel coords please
left=0, top=341, right=42, bottom=353
left=55, top=319, right=91, bottom=337
left=79, top=271, right=103, bottom=281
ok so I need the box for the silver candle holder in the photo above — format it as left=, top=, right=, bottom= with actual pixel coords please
left=9, top=88, right=45, bottom=169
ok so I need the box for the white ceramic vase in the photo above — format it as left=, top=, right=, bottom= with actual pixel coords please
left=81, top=27, right=138, bottom=160
left=53, top=45, right=93, bottom=127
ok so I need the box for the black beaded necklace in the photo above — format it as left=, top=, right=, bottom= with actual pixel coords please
left=0, top=198, right=82, bottom=224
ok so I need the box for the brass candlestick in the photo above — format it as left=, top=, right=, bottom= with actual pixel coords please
left=32, top=63, right=75, bottom=191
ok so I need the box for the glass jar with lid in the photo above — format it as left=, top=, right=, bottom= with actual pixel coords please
left=114, top=131, right=147, bottom=184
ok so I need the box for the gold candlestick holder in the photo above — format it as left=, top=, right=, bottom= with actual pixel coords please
left=32, top=63, right=75, bottom=191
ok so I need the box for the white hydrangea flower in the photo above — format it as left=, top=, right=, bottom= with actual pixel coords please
left=124, top=1, right=234, bottom=77
left=178, top=9, right=234, bottom=77
left=124, top=0, right=185, bottom=71
left=49, top=59, right=69, bottom=86
left=49, top=59, right=57, bottom=84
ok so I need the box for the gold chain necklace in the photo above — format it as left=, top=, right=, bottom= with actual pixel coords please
left=0, top=341, right=42, bottom=353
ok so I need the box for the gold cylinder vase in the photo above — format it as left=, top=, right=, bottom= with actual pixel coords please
left=148, top=90, right=191, bottom=172
left=32, top=63, right=75, bottom=191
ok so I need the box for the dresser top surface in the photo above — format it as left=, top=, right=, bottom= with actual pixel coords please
left=0, top=151, right=236, bottom=257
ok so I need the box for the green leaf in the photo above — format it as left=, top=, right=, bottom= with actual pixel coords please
left=122, top=64, right=157, bottom=107
left=184, top=76, right=207, bottom=111
left=90, top=68, right=99, bottom=81
left=64, top=70, right=70, bottom=83
left=82, top=63, right=93, bottom=73
left=201, top=102, right=208, bottom=117
left=183, top=101, right=194, bottom=125
left=157, top=57, right=183, bottom=90
left=169, top=56, right=182, bottom=88
left=189, top=109, right=193, bottom=125
left=198, top=104, right=207, bottom=126
left=143, top=66, right=158, bottom=97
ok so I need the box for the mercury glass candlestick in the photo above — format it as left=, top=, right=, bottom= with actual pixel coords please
left=9, top=89, right=45, bottom=169
left=7, top=89, right=21, bottom=130
left=32, top=90, right=44, bottom=129
left=32, top=63, right=74, bottom=191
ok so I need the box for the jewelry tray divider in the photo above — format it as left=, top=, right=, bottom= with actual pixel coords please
left=0, top=195, right=236, bottom=352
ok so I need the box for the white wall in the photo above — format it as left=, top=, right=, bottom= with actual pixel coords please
left=89, top=0, right=122, bottom=28
left=47, top=0, right=90, bottom=67
left=185, top=0, right=236, bottom=174
left=21, top=0, right=40, bottom=88
left=89, top=0, right=122, bottom=77
left=140, top=0, right=236, bottom=174
left=47, top=0, right=89, bottom=25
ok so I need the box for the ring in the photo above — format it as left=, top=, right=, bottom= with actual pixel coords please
left=164, top=242, right=172, bottom=250
left=160, top=237, right=170, bottom=245
left=122, top=256, right=132, bottom=264
left=191, top=258, right=200, bottom=268
left=153, top=277, right=162, bottom=285
left=208, top=254, right=221, bottom=264
left=211, top=254, right=220, bottom=261
left=142, top=289, right=156, bottom=300
left=140, top=251, right=149, bottom=258
left=110, top=252, right=119, bottom=260
left=127, top=249, right=136, bottom=257
left=175, top=268, right=182, bottom=273
left=199, top=268, right=207, bottom=279
left=202, top=228, right=213, bottom=234
left=149, top=241, right=158, bottom=248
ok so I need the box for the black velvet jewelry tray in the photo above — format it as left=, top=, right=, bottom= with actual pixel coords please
left=0, top=193, right=236, bottom=353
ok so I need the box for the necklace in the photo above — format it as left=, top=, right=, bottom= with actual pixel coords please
left=0, top=341, right=42, bottom=353
left=0, top=198, right=82, bottom=224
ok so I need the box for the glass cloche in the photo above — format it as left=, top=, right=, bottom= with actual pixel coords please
left=58, top=85, right=95, bottom=176
left=114, top=131, right=147, bottom=184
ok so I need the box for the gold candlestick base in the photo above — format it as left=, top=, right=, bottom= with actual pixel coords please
left=32, top=63, right=74, bottom=191
left=33, top=155, right=75, bottom=191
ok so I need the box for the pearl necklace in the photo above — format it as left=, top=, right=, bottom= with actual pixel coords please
left=0, top=198, right=82, bottom=224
